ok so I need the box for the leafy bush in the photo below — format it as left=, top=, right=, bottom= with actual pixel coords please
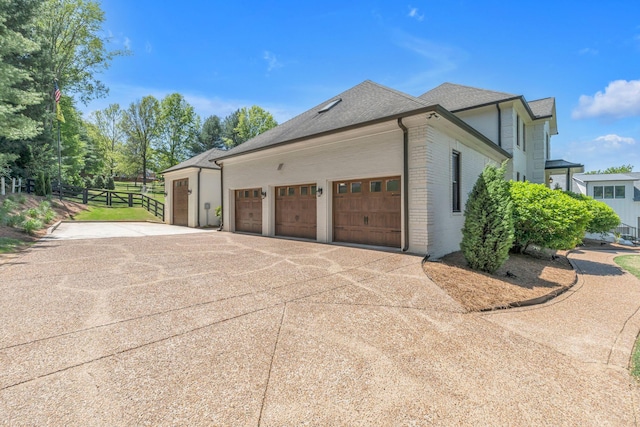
left=215, top=205, right=222, bottom=218
left=21, top=217, right=43, bottom=235
left=93, top=175, right=105, bottom=189
left=106, top=176, right=115, bottom=190
left=510, top=182, right=592, bottom=253
left=35, top=171, right=46, bottom=196
left=460, top=163, right=514, bottom=273
left=84, top=176, right=93, bottom=188
left=565, top=191, right=620, bottom=233
left=6, top=212, right=25, bottom=227
left=26, top=207, right=39, bottom=218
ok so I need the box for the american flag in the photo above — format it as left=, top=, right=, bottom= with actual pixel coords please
left=54, top=81, right=61, bottom=103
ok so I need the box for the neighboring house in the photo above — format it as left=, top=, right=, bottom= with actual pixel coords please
left=203, top=80, right=579, bottom=258
left=162, top=147, right=225, bottom=227
left=572, top=172, right=640, bottom=238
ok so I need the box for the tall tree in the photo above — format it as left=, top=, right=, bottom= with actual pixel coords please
left=120, top=96, right=160, bottom=187
left=37, top=0, right=130, bottom=107
left=221, top=109, right=240, bottom=148
left=58, top=95, right=87, bottom=186
left=191, top=114, right=225, bottom=155
left=89, top=103, right=123, bottom=176
left=234, top=105, right=277, bottom=144
left=157, top=93, right=200, bottom=170
left=0, top=0, right=43, bottom=140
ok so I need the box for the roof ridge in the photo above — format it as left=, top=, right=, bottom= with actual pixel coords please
left=433, top=82, right=518, bottom=97
left=360, top=80, right=430, bottom=107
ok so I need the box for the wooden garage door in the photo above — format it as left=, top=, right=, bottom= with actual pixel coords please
left=235, top=188, right=262, bottom=234
left=333, top=176, right=401, bottom=248
left=276, top=184, right=317, bottom=239
left=173, top=178, right=189, bottom=226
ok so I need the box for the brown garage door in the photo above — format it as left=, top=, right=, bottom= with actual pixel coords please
left=173, top=178, right=189, bottom=226
left=276, top=184, right=317, bottom=239
left=333, top=176, right=401, bottom=248
left=235, top=188, right=262, bottom=234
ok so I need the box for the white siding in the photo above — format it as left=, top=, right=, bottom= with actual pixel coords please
left=585, top=180, right=640, bottom=228
left=425, top=125, right=500, bottom=258
left=455, top=106, right=499, bottom=144
left=164, top=168, right=221, bottom=227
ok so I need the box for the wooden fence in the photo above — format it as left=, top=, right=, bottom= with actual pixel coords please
left=55, top=184, right=164, bottom=221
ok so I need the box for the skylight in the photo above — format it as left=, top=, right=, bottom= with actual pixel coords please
left=319, top=98, right=342, bottom=113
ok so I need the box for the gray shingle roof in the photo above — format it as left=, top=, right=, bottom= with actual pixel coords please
left=217, top=80, right=431, bottom=159
left=162, top=147, right=226, bottom=173
left=418, top=82, right=518, bottom=112
left=573, top=172, right=640, bottom=182
left=528, top=97, right=555, bottom=118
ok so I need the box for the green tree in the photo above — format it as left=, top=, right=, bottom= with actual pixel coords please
left=0, top=0, right=43, bottom=140
left=58, top=95, right=87, bottom=186
left=37, top=0, right=130, bottom=107
left=565, top=191, right=620, bottom=234
left=460, top=163, right=514, bottom=274
left=191, top=114, right=225, bottom=155
left=120, top=96, right=160, bottom=187
left=157, top=93, right=200, bottom=170
left=221, top=109, right=240, bottom=148
left=585, top=164, right=634, bottom=174
left=510, top=181, right=592, bottom=253
left=89, top=103, right=123, bottom=176
left=234, top=105, right=277, bottom=144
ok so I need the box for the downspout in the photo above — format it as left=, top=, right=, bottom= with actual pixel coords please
left=496, top=104, right=502, bottom=147
left=397, top=118, right=409, bottom=252
left=197, top=167, right=202, bottom=227
left=214, top=160, right=223, bottom=231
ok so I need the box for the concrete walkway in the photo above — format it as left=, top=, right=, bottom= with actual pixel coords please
left=1, top=229, right=640, bottom=425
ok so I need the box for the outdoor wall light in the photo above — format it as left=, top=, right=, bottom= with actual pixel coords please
left=548, top=177, right=553, bottom=184
left=163, top=191, right=168, bottom=196
left=188, top=189, right=192, bottom=195
left=261, top=191, right=267, bottom=199
left=427, top=112, right=439, bottom=120
left=317, top=188, right=323, bottom=197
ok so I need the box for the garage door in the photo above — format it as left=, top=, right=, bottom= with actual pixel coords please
left=276, top=184, right=317, bottom=239
left=333, top=176, right=401, bottom=248
left=235, top=188, right=262, bottom=234
left=173, top=178, right=189, bottom=226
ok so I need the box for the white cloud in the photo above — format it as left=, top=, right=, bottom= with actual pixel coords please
left=578, top=47, right=598, bottom=55
left=408, top=7, right=424, bottom=21
left=263, top=51, right=283, bottom=72
left=572, top=80, right=640, bottom=119
left=594, top=134, right=636, bottom=149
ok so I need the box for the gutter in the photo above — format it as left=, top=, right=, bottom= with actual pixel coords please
left=397, top=118, right=409, bottom=252
left=214, top=159, right=223, bottom=230
left=197, top=167, right=202, bottom=227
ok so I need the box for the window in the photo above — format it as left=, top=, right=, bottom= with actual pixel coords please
left=522, top=123, right=526, bottom=152
left=253, top=190, right=259, bottom=198
left=300, top=186, right=308, bottom=196
left=337, top=183, right=348, bottom=194
left=351, top=182, right=361, bottom=193
left=546, top=134, right=550, bottom=159
left=452, top=151, right=461, bottom=212
left=311, top=185, right=317, bottom=195
left=279, top=187, right=286, bottom=197
left=516, top=172, right=520, bottom=181
left=516, top=116, right=520, bottom=147
left=288, top=187, right=295, bottom=196
left=370, top=181, right=382, bottom=192
left=594, top=186, right=603, bottom=199
left=595, top=185, right=626, bottom=199
left=244, top=190, right=249, bottom=198
left=386, top=179, right=399, bottom=192
left=523, top=175, right=526, bottom=182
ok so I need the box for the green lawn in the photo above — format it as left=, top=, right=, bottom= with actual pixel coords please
left=615, top=255, right=640, bottom=379
left=73, top=206, right=160, bottom=222
left=113, top=181, right=165, bottom=203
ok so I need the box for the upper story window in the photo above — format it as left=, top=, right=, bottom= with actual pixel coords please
left=516, top=116, right=520, bottom=147
left=522, top=122, right=526, bottom=152
left=593, top=185, right=625, bottom=199
left=545, top=134, right=550, bottom=159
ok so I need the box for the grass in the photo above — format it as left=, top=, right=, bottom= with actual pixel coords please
left=615, top=255, right=640, bottom=379
left=73, top=206, right=160, bottom=221
left=113, top=181, right=165, bottom=204
left=0, top=237, right=28, bottom=253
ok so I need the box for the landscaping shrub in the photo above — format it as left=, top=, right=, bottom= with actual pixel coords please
left=84, top=176, right=93, bottom=188
left=106, top=176, right=115, bottom=190
left=460, top=163, right=514, bottom=273
left=35, top=171, right=46, bottom=196
left=93, top=175, right=105, bottom=189
left=510, top=182, right=592, bottom=253
left=21, top=217, right=43, bottom=235
left=565, top=191, right=620, bottom=233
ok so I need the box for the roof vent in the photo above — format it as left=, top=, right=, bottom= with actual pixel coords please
left=319, top=98, right=341, bottom=113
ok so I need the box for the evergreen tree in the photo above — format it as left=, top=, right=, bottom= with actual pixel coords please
left=460, top=162, right=514, bottom=274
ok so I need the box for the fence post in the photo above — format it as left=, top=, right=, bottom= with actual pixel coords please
left=128, top=193, right=133, bottom=207
left=83, top=188, right=88, bottom=204
left=1, top=177, right=4, bottom=196
left=18, top=178, right=21, bottom=193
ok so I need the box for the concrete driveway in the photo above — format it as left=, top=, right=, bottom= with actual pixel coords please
left=1, top=226, right=640, bottom=425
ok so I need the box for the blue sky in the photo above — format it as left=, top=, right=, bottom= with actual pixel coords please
left=85, top=0, right=640, bottom=173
